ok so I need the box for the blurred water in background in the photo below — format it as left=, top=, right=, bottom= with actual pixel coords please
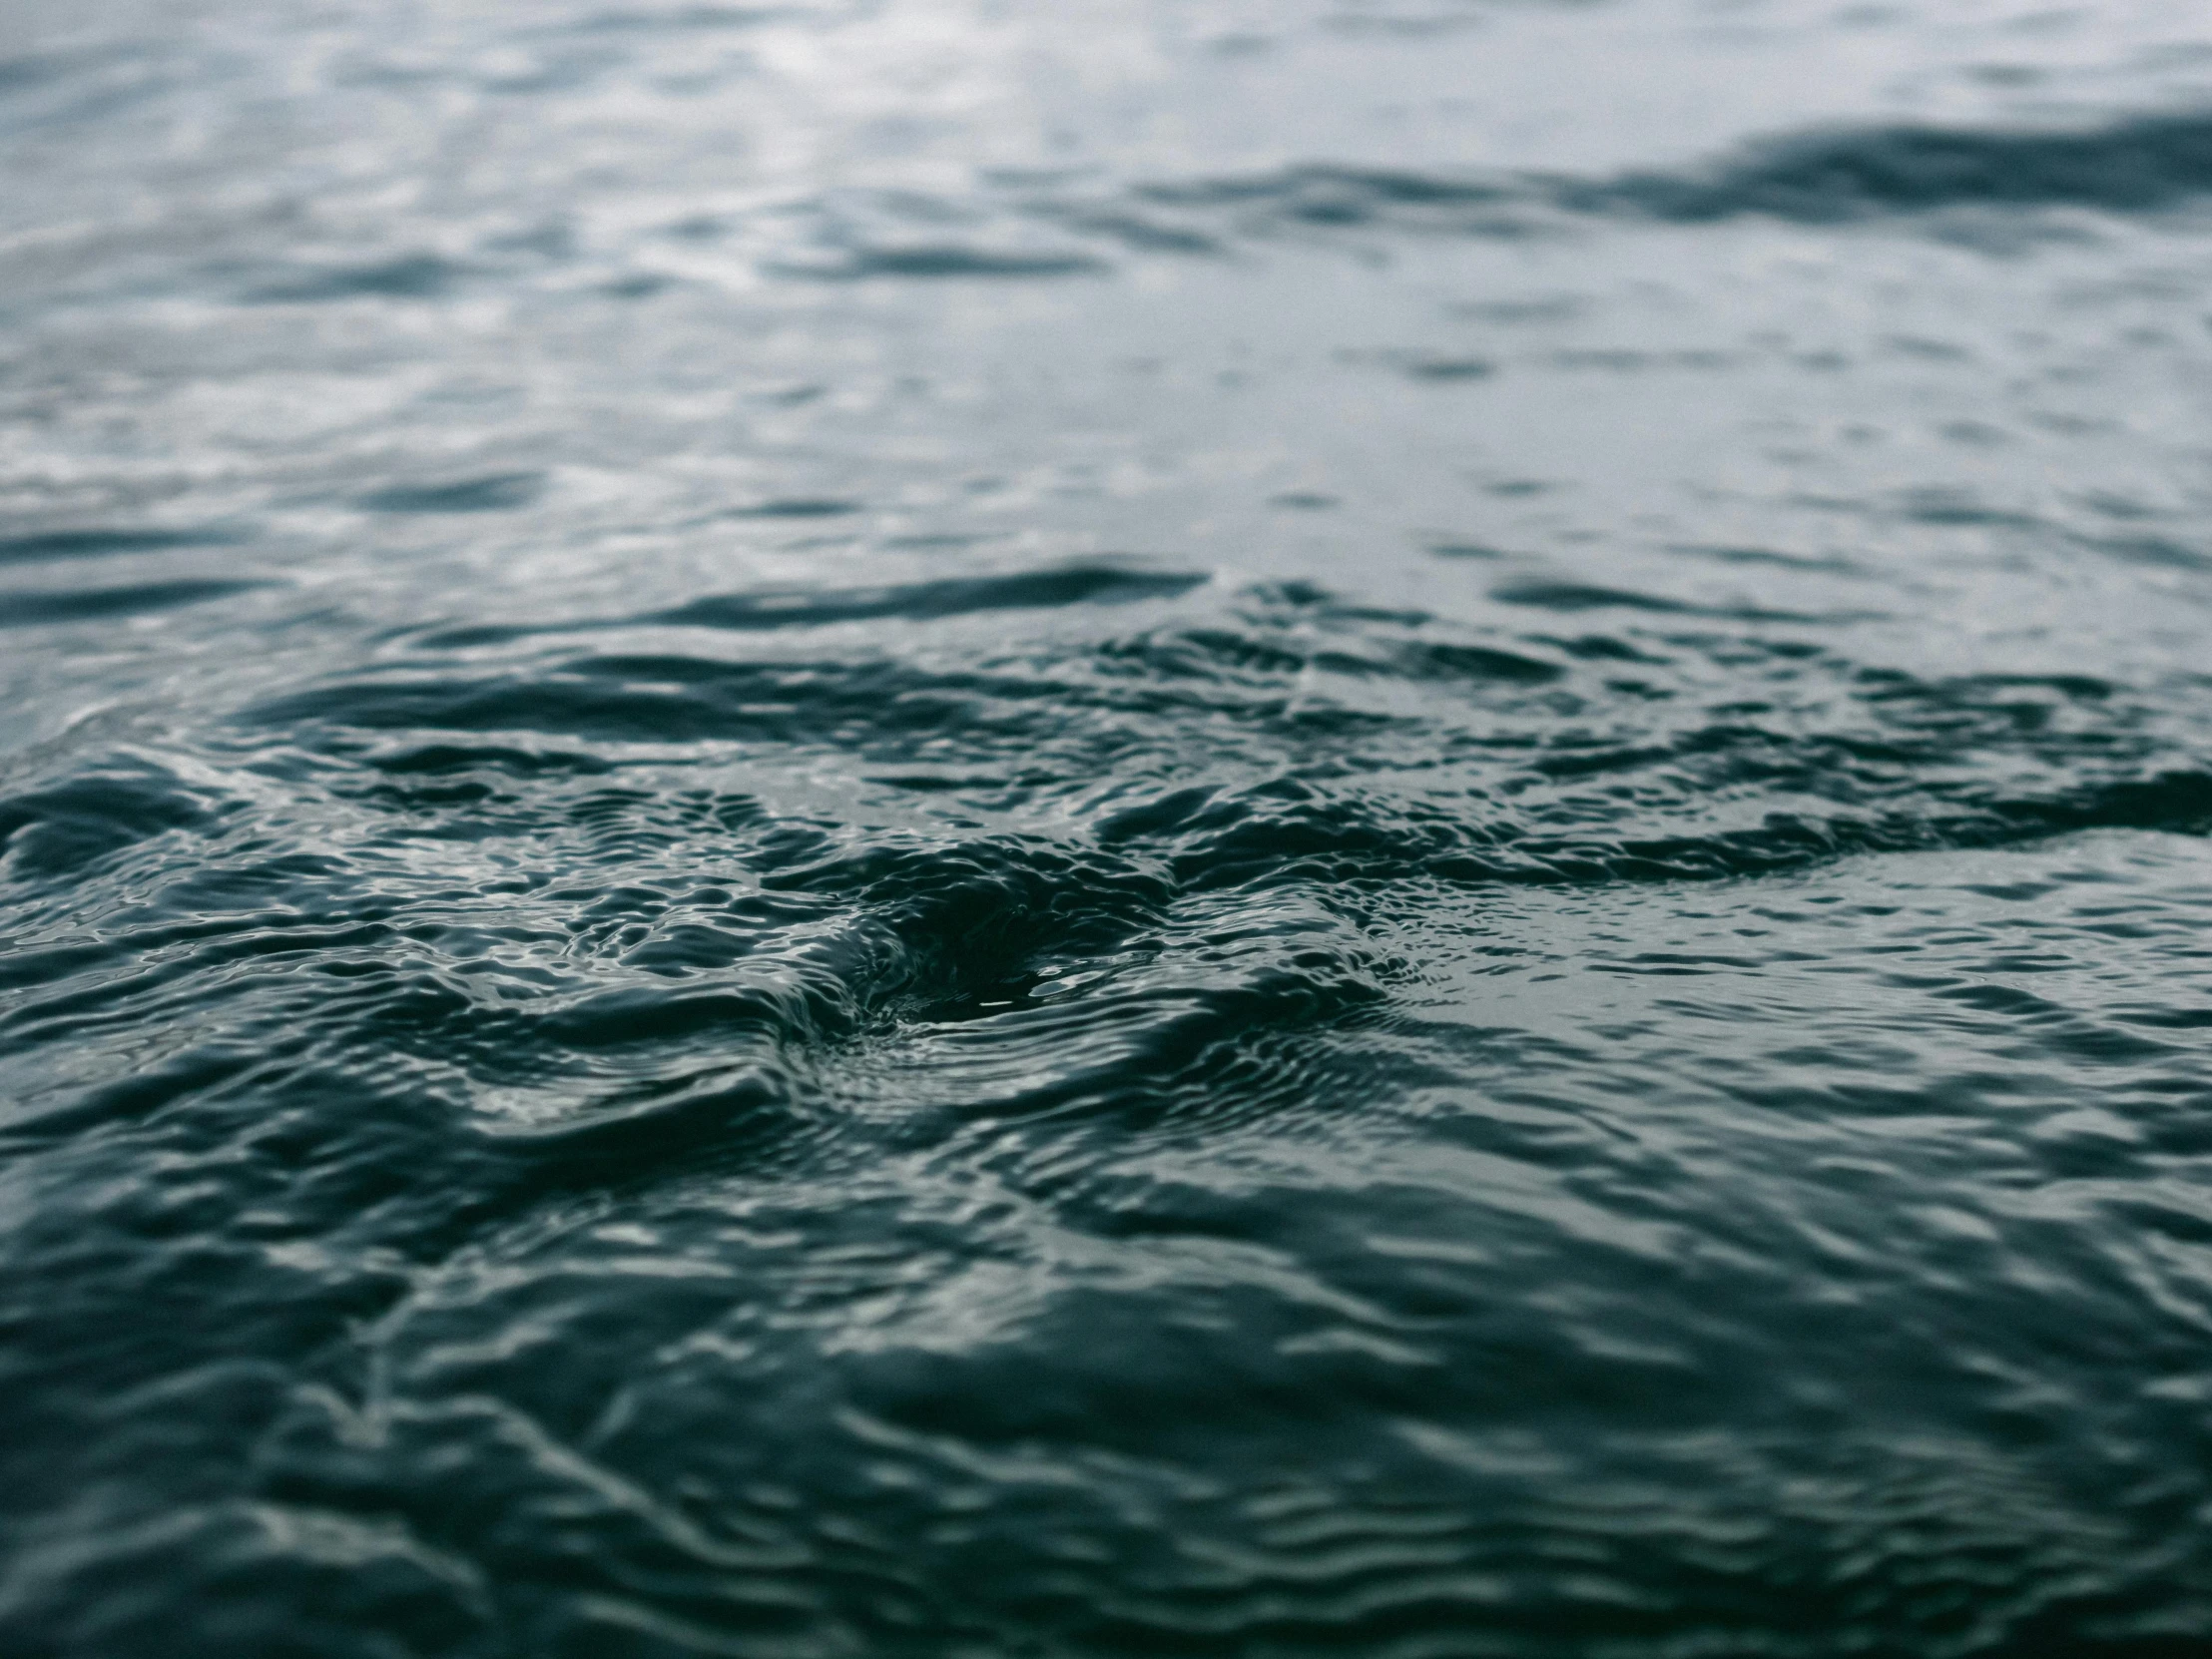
left=5, top=1, right=2212, bottom=1653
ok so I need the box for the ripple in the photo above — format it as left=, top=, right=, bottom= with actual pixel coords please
left=9, top=0, right=2212, bottom=1651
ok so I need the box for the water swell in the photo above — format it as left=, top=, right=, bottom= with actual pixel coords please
left=0, top=732, right=1396, bottom=1159
left=1591, top=111, right=2212, bottom=223
left=242, top=573, right=2212, bottom=884
left=43, top=107, right=2212, bottom=331
left=8, top=502, right=2211, bottom=1654
left=10, top=572, right=2190, bottom=1167
left=189, top=106, right=2212, bottom=313
left=0, top=526, right=246, bottom=566
left=0, top=578, right=274, bottom=627
left=1073, top=112, right=2212, bottom=264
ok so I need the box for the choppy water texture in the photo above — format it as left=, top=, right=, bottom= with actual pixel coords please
left=6, top=1, right=2212, bottom=1653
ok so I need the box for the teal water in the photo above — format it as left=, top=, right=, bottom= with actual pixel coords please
left=5, top=2, right=2212, bottom=1654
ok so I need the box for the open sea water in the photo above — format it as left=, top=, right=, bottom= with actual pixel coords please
left=5, top=1, right=2212, bottom=1653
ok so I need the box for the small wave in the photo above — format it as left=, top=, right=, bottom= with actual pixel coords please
left=1130, top=163, right=1536, bottom=242
left=1487, top=577, right=1845, bottom=622
left=1103, top=111, right=2212, bottom=258
left=718, top=497, right=861, bottom=520
left=648, top=566, right=1210, bottom=630
left=562, top=5, right=790, bottom=32
left=1034, top=208, right=1224, bottom=257
left=0, top=578, right=272, bottom=627
left=0, top=527, right=245, bottom=566
left=355, top=473, right=546, bottom=515
left=402, top=566, right=1208, bottom=651
left=250, top=658, right=1057, bottom=748
left=1400, top=355, right=1497, bottom=381
left=0, top=761, right=223, bottom=885
left=366, top=742, right=617, bottom=780
left=1139, top=163, right=1516, bottom=220
left=1589, top=112, right=2212, bottom=223
left=2075, top=532, right=2212, bottom=573
left=242, top=254, right=473, bottom=304
left=768, top=245, right=1111, bottom=281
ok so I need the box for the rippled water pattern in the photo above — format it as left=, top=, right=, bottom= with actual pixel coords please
left=6, top=1, right=2212, bottom=1654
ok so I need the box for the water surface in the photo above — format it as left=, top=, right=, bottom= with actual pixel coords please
left=5, top=2, right=2212, bottom=1654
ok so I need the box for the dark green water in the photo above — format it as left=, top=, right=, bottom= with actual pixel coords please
left=5, top=2, right=2212, bottom=1654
